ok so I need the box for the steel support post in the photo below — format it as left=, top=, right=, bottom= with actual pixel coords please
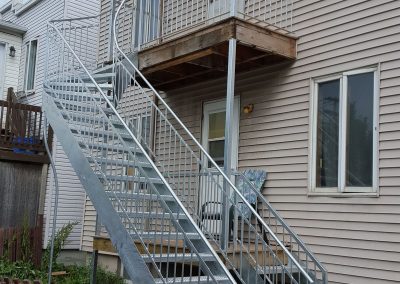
left=221, top=38, right=237, bottom=251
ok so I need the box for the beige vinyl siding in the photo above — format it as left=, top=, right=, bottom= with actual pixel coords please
left=156, top=1, right=400, bottom=283
left=0, top=31, right=22, bottom=99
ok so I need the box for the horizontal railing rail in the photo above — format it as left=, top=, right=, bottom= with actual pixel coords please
left=135, top=0, right=293, bottom=49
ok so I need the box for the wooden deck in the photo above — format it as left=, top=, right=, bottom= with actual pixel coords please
left=138, top=17, right=297, bottom=90
left=0, top=88, right=52, bottom=164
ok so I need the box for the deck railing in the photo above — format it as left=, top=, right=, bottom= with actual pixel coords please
left=0, top=88, right=53, bottom=158
left=134, top=0, right=293, bottom=49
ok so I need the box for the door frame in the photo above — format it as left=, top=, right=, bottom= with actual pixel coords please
left=0, top=42, right=7, bottom=100
left=201, top=96, right=240, bottom=172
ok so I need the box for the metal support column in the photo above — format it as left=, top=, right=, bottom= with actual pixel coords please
left=221, top=38, right=237, bottom=251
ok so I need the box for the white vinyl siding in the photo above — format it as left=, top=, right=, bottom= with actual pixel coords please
left=0, top=32, right=22, bottom=99
left=1, top=0, right=99, bottom=250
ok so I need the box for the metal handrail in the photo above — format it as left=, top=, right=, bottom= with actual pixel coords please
left=234, top=170, right=328, bottom=281
left=113, top=0, right=313, bottom=282
left=45, top=20, right=235, bottom=283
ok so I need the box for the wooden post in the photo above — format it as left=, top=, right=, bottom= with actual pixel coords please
left=4, top=88, right=13, bottom=140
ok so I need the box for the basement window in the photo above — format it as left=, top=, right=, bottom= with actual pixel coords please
left=309, top=68, right=379, bottom=195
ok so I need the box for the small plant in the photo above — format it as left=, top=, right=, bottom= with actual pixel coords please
left=21, top=215, right=32, bottom=263
left=0, top=259, right=46, bottom=281
left=41, top=221, right=79, bottom=271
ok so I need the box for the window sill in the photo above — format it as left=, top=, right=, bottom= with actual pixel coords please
left=14, top=0, right=43, bottom=16
left=307, top=191, right=379, bottom=198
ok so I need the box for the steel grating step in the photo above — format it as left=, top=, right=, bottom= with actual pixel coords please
left=97, top=174, right=163, bottom=184
left=53, top=99, right=115, bottom=115
left=48, top=81, right=113, bottom=91
left=154, top=275, right=231, bottom=284
left=131, top=231, right=201, bottom=240
left=78, top=141, right=142, bottom=154
left=44, top=86, right=114, bottom=102
left=142, top=253, right=214, bottom=263
left=86, top=156, right=150, bottom=169
left=80, top=72, right=115, bottom=83
left=118, top=211, right=188, bottom=220
left=106, top=191, right=175, bottom=202
left=69, top=126, right=133, bottom=141
left=61, top=111, right=125, bottom=128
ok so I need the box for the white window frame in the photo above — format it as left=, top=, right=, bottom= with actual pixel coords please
left=0, top=42, right=6, bottom=100
left=309, top=67, right=379, bottom=195
left=23, top=39, right=37, bottom=92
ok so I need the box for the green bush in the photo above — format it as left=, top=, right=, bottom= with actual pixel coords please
left=0, top=260, right=46, bottom=281
left=0, top=221, right=124, bottom=283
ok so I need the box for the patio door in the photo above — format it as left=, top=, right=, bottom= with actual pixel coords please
left=200, top=98, right=239, bottom=235
left=0, top=43, right=5, bottom=100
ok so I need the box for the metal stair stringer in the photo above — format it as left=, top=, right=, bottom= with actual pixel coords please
left=43, top=94, right=155, bottom=284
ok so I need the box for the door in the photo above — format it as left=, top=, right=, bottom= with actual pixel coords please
left=200, top=98, right=239, bottom=236
left=134, top=0, right=160, bottom=48
left=0, top=43, right=6, bottom=100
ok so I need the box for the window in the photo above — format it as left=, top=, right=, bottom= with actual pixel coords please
left=24, top=40, right=37, bottom=91
left=310, top=68, right=378, bottom=194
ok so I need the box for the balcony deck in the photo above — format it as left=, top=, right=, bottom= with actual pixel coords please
left=137, top=17, right=296, bottom=90
left=0, top=88, right=52, bottom=164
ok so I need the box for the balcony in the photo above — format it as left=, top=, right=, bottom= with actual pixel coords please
left=118, top=0, right=297, bottom=90
left=0, top=88, right=52, bottom=164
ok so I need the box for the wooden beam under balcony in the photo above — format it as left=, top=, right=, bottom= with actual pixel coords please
left=137, top=17, right=297, bottom=90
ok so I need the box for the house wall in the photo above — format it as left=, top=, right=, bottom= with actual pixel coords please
left=0, top=31, right=22, bottom=99
left=1, top=0, right=99, bottom=250
left=149, top=1, right=400, bottom=283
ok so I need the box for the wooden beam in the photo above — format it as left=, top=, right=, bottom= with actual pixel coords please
left=0, top=150, right=50, bottom=164
left=235, top=19, right=296, bottom=59
left=138, top=19, right=235, bottom=69
left=93, top=236, right=117, bottom=253
left=142, top=48, right=215, bottom=75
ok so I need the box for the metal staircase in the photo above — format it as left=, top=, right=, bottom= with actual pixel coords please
left=43, top=2, right=327, bottom=283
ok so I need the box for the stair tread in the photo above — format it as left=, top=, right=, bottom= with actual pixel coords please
left=131, top=232, right=201, bottom=240
left=87, top=156, right=150, bottom=168
left=44, top=86, right=113, bottom=101
left=107, top=191, right=175, bottom=202
left=69, top=126, right=133, bottom=141
left=79, top=141, right=142, bottom=154
left=119, top=211, right=188, bottom=220
left=53, top=99, right=115, bottom=115
left=48, top=81, right=113, bottom=91
left=98, top=174, right=163, bottom=184
left=62, top=111, right=124, bottom=127
left=142, top=253, right=215, bottom=262
left=154, top=275, right=230, bottom=283
left=81, top=72, right=115, bottom=83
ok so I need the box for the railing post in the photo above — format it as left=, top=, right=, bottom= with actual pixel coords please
left=221, top=38, right=237, bottom=251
